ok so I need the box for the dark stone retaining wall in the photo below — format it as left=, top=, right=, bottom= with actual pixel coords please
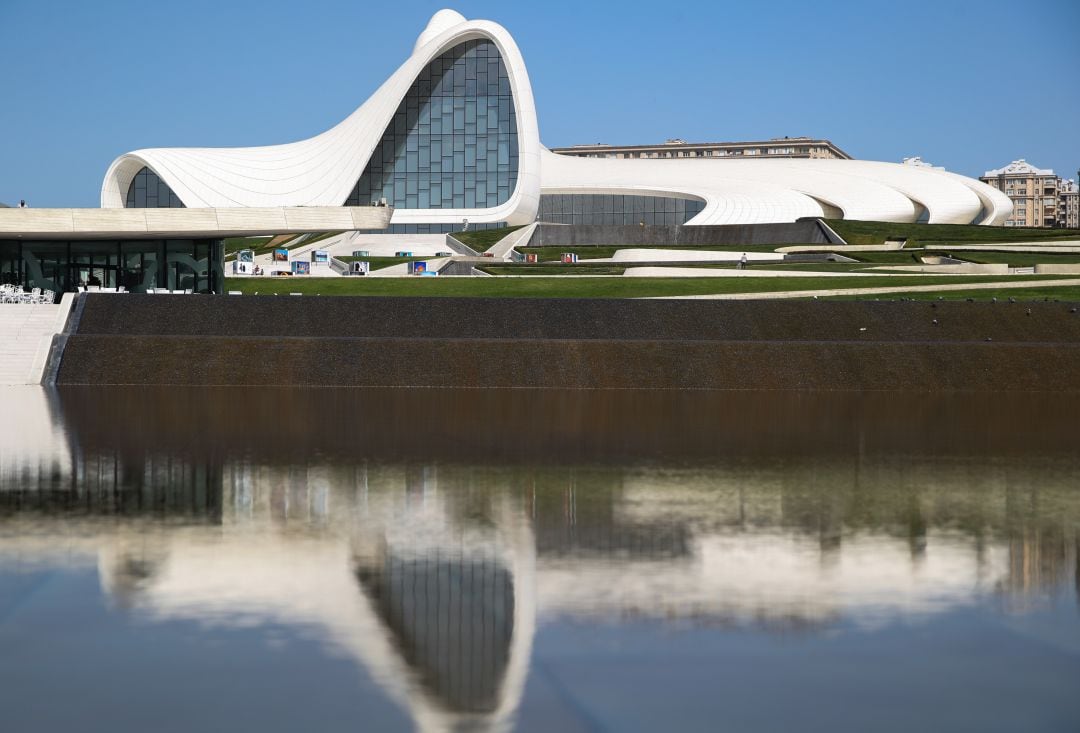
left=56, top=294, right=1080, bottom=390
left=71, top=295, right=1080, bottom=343
left=528, top=220, right=839, bottom=247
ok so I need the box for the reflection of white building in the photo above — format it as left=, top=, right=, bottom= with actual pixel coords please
left=0, top=387, right=71, bottom=490
left=101, top=10, right=1012, bottom=231
left=6, top=459, right=1067, bottom=727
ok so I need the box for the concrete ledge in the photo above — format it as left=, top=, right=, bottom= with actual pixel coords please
left=864, top=264, right=1010, bottom=274
left=1034, top=264, right=1080, bottom=275
left=0, top=206, right=392, bottom=239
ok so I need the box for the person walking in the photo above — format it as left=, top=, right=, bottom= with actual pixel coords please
left=18, top=199, right=27, bottom=208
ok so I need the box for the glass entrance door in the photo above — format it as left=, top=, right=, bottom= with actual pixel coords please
left=70, top=243, right=120, bottom=289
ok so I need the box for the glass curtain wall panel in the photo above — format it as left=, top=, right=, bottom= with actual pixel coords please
left=537, top=194, right=705, bottom=226
left=125, top=167, right=186, bottom=208
left=346, top=39, right=519, bottom=235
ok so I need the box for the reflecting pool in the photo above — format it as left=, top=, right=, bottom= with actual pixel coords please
left=1, top=387, right=1078, bottom=732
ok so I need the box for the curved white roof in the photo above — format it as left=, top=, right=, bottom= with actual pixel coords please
left=101, top=11, right=542, bottom=227
left=102, top=10, right=1011, bottom=227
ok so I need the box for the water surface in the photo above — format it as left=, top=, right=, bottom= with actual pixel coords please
left=1, top=387, right=1078, bottom=732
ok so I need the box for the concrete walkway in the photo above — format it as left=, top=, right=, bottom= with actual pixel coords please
left=586, top=249, right=783, bottom=264
left=0, top=294, right=75, bottom=385
left=365, top=257, right=452, bottom=277
left=485, top=223, right=537, bottom=260
left=240, top=232, right=457, bottom=279
left=623, top=267, right=885, bottom=278
left=650, top=278, right=1080, bottom=300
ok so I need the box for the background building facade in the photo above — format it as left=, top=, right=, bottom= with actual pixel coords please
left=979, top=160, right=1070, bottom=228
left=551, top=137, right=850, bottom=161
left=1058, top=178, right=1079, bottom=229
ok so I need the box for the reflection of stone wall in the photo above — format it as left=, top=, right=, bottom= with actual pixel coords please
left=53, top=386, right=1080, bottom=466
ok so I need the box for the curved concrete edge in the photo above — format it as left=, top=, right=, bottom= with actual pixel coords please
left=778, top=243, right=907, bottom=254
left=592, top=249, right=782, bottom=264
left=922, top=243, right=1080, bottom=252
left=623, top=267, right=881, bottom=278
left=864, top=264, right=1010, bottom=275
left=649, top=277, right=1080, bottom=299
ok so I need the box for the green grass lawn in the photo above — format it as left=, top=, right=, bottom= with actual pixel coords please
left=223, top=236, right=273, bottom=257
left=842, top=251, right=927, bottom=263
left=479, top=264, right=628, bottom=276
left=223, top=231, right=342, bottom=260
left=450, top=225, right=526, bottom=251
left=827, top=219, right=1080, bottom=246
left=224, top=274, right=1071, bottom=299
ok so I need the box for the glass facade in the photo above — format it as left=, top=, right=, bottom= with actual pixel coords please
left=125, top=167, right=185, bottom=208
left=345, top=39, right=519, bottom=234
left=0, top=239, right=223, bottom=297
left=537, top=194, right=705, bottom=226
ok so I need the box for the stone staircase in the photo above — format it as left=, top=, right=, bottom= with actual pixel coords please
left=0, top=294, right=75, bottom=385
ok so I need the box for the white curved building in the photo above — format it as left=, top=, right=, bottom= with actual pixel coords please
left=101, top=9, right=1011, bottom=230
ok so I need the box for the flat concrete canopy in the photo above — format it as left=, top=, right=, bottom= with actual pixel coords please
left=0, top=206, right=393, bottom=239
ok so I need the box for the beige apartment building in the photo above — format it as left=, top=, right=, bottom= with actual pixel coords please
left=1059, top=178, right=1079, bottom=229
left=979, top=160, right=1068, bottom=228
left=551, top=136, right=851, bottom=161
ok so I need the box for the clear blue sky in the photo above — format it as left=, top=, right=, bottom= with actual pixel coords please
left=1, top=0, right=1077, bottom=207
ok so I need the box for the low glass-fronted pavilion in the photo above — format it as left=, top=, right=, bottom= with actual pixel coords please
left=0, top=238, right=224, bottom=295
